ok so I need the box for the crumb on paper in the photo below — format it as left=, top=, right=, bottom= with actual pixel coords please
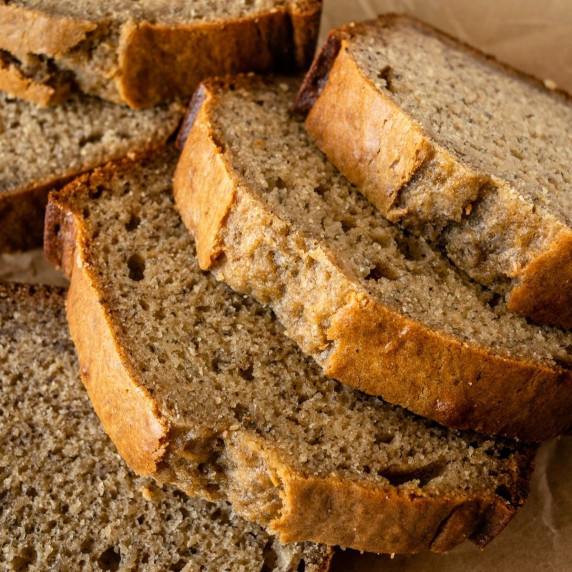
left=544, top=78, right=557, bottom=90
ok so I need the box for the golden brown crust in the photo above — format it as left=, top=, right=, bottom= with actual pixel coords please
left=325, top=295, right=572, bottom=440
left=508, top=230, right=572, bottom=330
left=45, top=175, right=169, bottom=475
left=174, top=92, right=236, bottom=270
left=271, top=435, right=534, bottom=552
left=117, top=4, right=321, bottom=109
left=300, top=32, right=434, bottom=215
left=0, top=61, right=71, bottom=106
left=300, top=43, right=483, bottom=227
left=295, top=14, right=572, bottom=329
left=0, top=5, right=96, bottom=59
left=273, top=474, right=516, bottom=553
left=211, top=420, right=533, bottom=554
left=176, top=77, right=572, bottom=441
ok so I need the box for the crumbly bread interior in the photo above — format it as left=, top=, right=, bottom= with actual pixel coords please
left=206, top=79, right=571, bottom=366
left=0, top=91, right=182, bottom=197
left=349, top=21, right=572, bottom=228
left=55, top=148, right=533, bottom=531
left=0, top=283, right=324, bottom=572
left=4, top=0, right=295, bottom=24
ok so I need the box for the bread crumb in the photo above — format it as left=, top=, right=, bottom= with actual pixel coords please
left=140, top=486, right=154, bottom=500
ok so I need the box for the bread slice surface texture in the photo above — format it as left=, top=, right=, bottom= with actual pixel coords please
left=295, top=13, right=572, bottom=329
left=44, top=146, right=535, bottom=554
left=0, top=0, right=322, bottom=107
left=174, top=75, right=572, bottom=441
left=0, top=282, right=331, bottom=571
left=0, top=91, right=183, bottom=253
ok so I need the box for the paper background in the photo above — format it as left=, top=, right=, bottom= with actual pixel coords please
left=320, top=0, right=572, bottom=91
left=1, top=1, right=571, bottom=570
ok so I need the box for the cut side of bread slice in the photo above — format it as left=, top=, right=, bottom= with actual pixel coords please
left=0, top=282, right=331, bottom=571
left=0, top=0, right=322, bottom=108
left=295, top=14, right=572, bottom=329
left=174, top=75, right=572, bottom=441
left=44, top=147, right=535, bottom=554
left=0, top=91, right=183, bottom=253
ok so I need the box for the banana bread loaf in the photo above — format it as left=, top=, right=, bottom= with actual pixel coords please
left=45, top=146, right=536, bottom=554
left=0, top=0, right=321, bottom=108
left=295, top=14, right=572, bottom=329
left=0, top=91, right=183, bottom=253
left=0, top=282, right=331, bottom=571
left=174, top=75, right=572, bottom=441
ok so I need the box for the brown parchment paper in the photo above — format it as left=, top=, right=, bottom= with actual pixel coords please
left=0, top=1, right=570, bottom=569
left=320, top=0, right=572, bottom=91
left=0, top=249, right=68, bottom=287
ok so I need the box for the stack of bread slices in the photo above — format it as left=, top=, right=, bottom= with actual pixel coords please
left=1, top=4, right=571, bottom=570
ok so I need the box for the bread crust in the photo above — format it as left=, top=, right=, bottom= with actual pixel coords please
left=0, top=4, right=96, bottom=59
left=508, top=230, right=572, bottom=330
left=0, top=60, right=71, bottom=106
left=45, top=150, right=534, bottom=554
left=325, top=295, right=572, bottom=440
left=295, top=14, right=572, bottom=329
left=0, top=2, right=322, bottom=108
left=45, top=190, right=169, bottom=475
left=174, top=77, right=572, bottom=441
left=274, top=474, right=517, bottom=552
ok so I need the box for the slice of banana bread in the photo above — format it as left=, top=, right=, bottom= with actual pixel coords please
left=295, top=14, right=572, bottom=329
left=0, top=0, right=321, bottom=108
left=0, top=91, right=183, bottom=253
left=45, top=145, right=536, bottom=554
left=174, top=75, right=572, bottom=441
left=0, top=282, right=331, bottom=571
